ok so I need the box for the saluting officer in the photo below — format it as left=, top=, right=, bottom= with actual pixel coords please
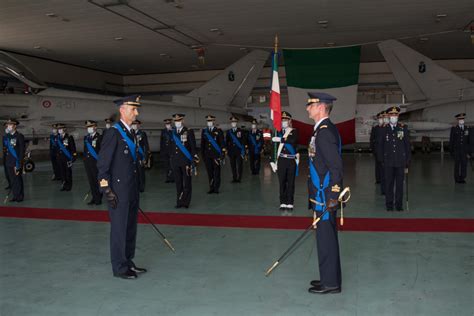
left=306, top=92, right=343, bottom=294
left=83, top=120, right=102, bottom=205
left=377, top=106, right=411, bottom=211
left=370, top=111, right=384, bottom=186
left=4, top=119, right=25, bottom=202
left=97, top=95, right=146, bottom=279
left=272, top=111, right=299, bottom=213
left=160, top=118, right=174, bottom=183
left=3, top=123, right=11, bottom=190
left=56, top=123, right=77, bottom=191
left=132, top=120, right=150, bottom=192
left=201, top=115, right=226, bottom=194
left=49, top=124, right=61, bottom=181
left=226, top=116, right=247, bottom=183
left=170, top=113, right=199, bottom=208
left=449, top=113, right=470, bottom=183
left=247, top=119, right=264, bottom=175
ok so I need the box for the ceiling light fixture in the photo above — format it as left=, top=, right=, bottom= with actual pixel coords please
left=45, top=13, right=57, bottom=18
left=114, top=37, right=124, bottom=41
left=436, top=14, right=447, bottom=18
left=210, top=28, right=220, bottom=32
left=33, top=46, right=42, bottom=49
left=419, top=37, right=429, bottom=42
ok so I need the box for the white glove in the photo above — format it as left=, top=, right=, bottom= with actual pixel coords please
left=272, top=136, right=281, bottom=143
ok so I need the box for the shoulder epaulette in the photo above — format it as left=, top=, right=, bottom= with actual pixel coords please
left=320, top=125, right=328, bottom=129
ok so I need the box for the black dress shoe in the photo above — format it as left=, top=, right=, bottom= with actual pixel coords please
left=87, top=200, right=95, bottom=205
left=130, top=266, right=147, bottom=274
left=231, top=180, right=238, bottom=183
left=4, top=186, right=10, bottom=190
left=459, top=180, right=466, bottom=184
left=113, top=269, right=137, bottom=279
left=386, top=207, right=393, bottom=211
left=207, top=190, right=214, bottom=194
left=94, top=201, right=102, bottom=205
left=308, top=285, right=341, bottom=294
left=9, top=198, right=17, bottom=202
left=310, top=280, right=321, bottom=287
left=60, top=187, right=66, bottom=191
left=175, top=205, right=182, bottom=209
left=213, top=190, right=219, bottom=194
left=396, top=207, right=404, bottom=212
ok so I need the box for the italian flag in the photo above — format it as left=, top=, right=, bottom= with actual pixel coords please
left=283, top=46, right=361, bottom=145
left=269, top=52, right=282, bottom=131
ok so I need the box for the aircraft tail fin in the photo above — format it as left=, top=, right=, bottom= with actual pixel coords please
left=173, top=50, right=269, bottom=111
left=0, top=51, right=47, bottom=89
left=378, top=40, right=473, bottom=102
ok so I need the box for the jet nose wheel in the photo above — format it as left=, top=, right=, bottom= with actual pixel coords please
left=24, top=159, right=35, bottom=173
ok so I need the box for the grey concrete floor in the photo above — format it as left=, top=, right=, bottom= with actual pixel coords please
left=0, top=153, right=473, bottom=316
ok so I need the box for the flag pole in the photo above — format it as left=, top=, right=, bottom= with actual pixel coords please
left=272, top=34, right=279, bottom=164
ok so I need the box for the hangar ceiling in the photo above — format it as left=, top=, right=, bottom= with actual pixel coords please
left=0, top=0, right=473, bottom=75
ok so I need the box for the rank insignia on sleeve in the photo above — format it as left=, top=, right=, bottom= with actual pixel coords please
left=100, top=179, right=109, bottom=187
left=331, top=184, right=341, bottom=193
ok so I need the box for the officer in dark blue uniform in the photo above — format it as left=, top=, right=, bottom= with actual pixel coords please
left=83, top=120, right=102, bottom=205
left=49, top=124, right=61, bottom=181
left=55, top=123, right=77, bottom=191
left=104, top=118, right=114, bottom=131
left=272, top=111, right=299, bottom=213
left=449, top=113, right=470, bottom=183
left=170, top=113, right=199, bottom=208
left=226, top=116, right=247, bottom=183
left=247, top=119, right=264, bottom=175
left=4, top=119, right=25, bottom=202
left=370, top=111, right=384, bottom=186
left=97, top=95, right=146, bottom=279
left=160, top=118, right=174, bottom=183
left=3, top=122, right=11, bottom=190
left=201, top=115, right=226, bottom=194
left=306, top=92, right=343, bottom=294
left=377, top=106, right=411, bottom=211
left=132, top=120, right=150, bottom=192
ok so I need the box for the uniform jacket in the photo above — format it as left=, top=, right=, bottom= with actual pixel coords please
left=83, top=132, right=102, bottom=161
left=160, top=128, right=173, bottom=157
left=226, top=128, right=247, bottom=157
left=201, top=127, right=225, bottom=159
left=170, top=126, right=197, bottom=166
left=308, top=118, right=343, bottom=202
left=247, top=129, right=264, bottom=155
left=449, top=125, right=470, bottom=158
left=370, top=125, right=383, bottom=157
left=97, top=121, right=139, bottom=200
left=136, top=130, right=150, bottom=161
left=56, top=133, right=77, bottom=161
left=377, top=123, right=411, bottom=167
left=277, top=128, right=298, bottom=157
left=4, top=131, right=25, bottom=168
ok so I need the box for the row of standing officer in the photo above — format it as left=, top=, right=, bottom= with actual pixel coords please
left=371, top=107, right=411, bottom=211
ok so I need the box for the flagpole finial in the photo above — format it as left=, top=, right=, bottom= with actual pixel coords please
left=274, top=34, right=279, bottom=53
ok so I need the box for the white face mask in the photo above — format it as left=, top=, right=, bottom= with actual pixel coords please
left=52, top=128, right=58, bottom=134
left=389, top=116, right=398, bottom=125
left=231, top=122, right=237, bottom=128
left=251, top=124, right=257, bottom=129
left=207, top=121, right=214, bottom=128
left=175, top=121, right=182, bottom=129
left=165, top=124, right=171, bottom=130
left=4, top=128, right=9, bottom=134
left=378, top=118, right=384, bottom=125
left=458, top=119, right=465, bottom=125
left=131, top=124, right=138, bottom=130
left=105, top=123, right=111, bottom=129
left=58, top=129, right=64, bottom=135
left=87, top=127, right=95, bottom=134
left=383, top=117, right=389, bottom=124
left=6, top=125, right=13, bottom=133
left=282, top=120, right=289, bottom=129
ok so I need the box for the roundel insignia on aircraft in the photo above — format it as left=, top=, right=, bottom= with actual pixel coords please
left=42, top=100, right=52, bottom=108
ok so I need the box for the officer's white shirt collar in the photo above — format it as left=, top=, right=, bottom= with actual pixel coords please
left=10, top=130, right=17, bottom=136
left=314, top=117, right=329, bottom=131
left=89, top=132, right=96, bottom=137
left=390, top=123, right=397, bottom=129
left=120, top=119, right=132, bottom=133
left=459, top=124, right=464, bottom=130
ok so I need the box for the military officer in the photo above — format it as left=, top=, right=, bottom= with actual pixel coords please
left=56, top=123, right=77, bottom=191
left=449, top=113, right=470, bottom=183
left=132, top=120, right=150, bottom=192
left=370, top=111, right=384, bottom=184
left=3, top=122, right=11, bottom=190
left=377, top=106, right=411, bottom=211
left=97, top=94, right=146, bottom=279
left=104, top=118, right=114, bottom=130
left=247, top=119, right=264, bottom=175
left=201, top=115, right=226, bottom=194
left=83, top=120, right=102, bottom=205
left=49, top=124, right=61, bottom=181
left=306, top=92, right=343, bottom=294
left=4, top=119, right=25, bottom=202
left=272, top=111, right=299, bottom=213
left=170, top=113, right=199, bottom=208
left=226, top=116, right=247, bottom=183
left=160, top=118, right=174, bottom=183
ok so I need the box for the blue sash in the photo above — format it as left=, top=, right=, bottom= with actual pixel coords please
left=172, top=131, right=193, bottom=162
left=113, top=123, right=137, bottom=162
left=6, top=137, right=20, bottom=169
left=57, top=136, right=73, bottom=161
left=229, top=130, right=245, bottom=156
left=50, top=135, right=57, bottom=148
left=85, top=137, right=99, bottom=161
left=278, top=131, right=298, bottom=176
left=249, top=133, right=261, bottom=155
left=204, top=129, right=222, bottom=155
left=309, top=162, right=330, bottom=221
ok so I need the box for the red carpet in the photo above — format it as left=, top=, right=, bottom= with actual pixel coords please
left=0, top=206, right=473, bottom=233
